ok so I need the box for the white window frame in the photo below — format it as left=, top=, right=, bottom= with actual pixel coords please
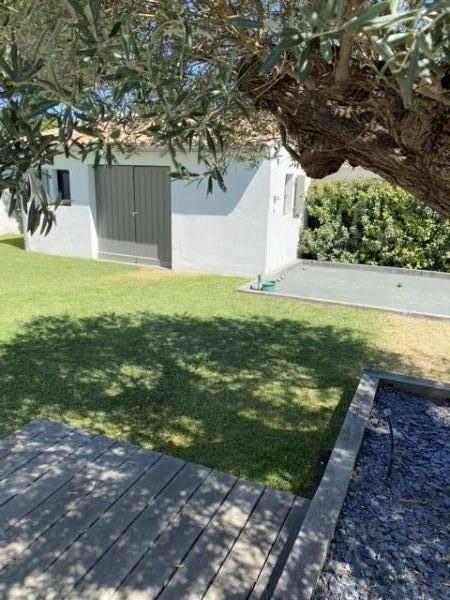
left=56, top=169, right=72, bottom=205
left=42, top=168, right=72, bottom=206
left=293, top=175, right=307, bottom=222
left=283, top=173, right=295, bottom=215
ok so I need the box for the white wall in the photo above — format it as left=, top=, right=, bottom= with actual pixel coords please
left=264, top=149, right=309, bottom=274
left=0, top=191, right=19, bottom=235
left=24, top=157, right=96, bottom=259
left=171, top=160, right=271, bottom=277
left=322, top=164, right=379, bottom=181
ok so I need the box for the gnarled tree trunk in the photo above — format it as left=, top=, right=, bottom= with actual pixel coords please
left=240, top=57, right=450, bottom=218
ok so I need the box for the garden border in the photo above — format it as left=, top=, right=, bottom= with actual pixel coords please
left=271, top=369, right=450, bottom=599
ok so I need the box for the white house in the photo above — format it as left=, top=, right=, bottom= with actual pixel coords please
left=24, top=143, right=309, bottom=277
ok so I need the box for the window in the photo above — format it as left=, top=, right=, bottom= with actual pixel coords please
left=283, top=173, right=295, bottom=215
left=56, top=170, right=71, bottom=204
left=293, top=175, right=307, bottom=220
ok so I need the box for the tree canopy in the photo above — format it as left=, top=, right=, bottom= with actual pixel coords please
left=0, top=0, right=449, bottom=234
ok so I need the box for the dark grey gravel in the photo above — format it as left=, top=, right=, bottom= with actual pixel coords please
left=314, top=385, right=450, bottom=600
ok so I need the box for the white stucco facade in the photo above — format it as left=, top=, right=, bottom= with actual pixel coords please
left=0, top=191, right=20, bottom=235
left=265, top=151, right=310, bottom=274
left=24, top=156, right=97, bottom=259
left=24, top=147, right=306, bottom=277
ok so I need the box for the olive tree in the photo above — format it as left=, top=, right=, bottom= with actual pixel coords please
left=0, top=0, right=449, bottom=234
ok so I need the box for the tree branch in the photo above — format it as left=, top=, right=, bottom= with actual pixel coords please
left=335, top=29, right=354, bottom=84
left=335, top=1, right=361, bottom=85
left=240, top=58, right=450, bottom=218
left=416, top=76, right=450, bottom=106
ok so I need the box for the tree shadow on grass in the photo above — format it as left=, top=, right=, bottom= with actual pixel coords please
left=0, top=235, right=24, bottom=249
left=0, top=312, right=411, bottom=496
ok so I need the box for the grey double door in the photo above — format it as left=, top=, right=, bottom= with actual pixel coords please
left=95, top=166, right=171, bottom=267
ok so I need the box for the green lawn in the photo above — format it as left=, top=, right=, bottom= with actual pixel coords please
left=1, top=235, right=448, bottom=496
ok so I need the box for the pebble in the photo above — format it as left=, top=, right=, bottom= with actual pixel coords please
left=313, top=385, right=450, bottom=600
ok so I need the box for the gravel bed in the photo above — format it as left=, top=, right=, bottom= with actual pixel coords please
left=314, top=385, right=450, bottom=600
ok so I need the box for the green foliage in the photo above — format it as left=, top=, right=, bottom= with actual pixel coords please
left=241, top=0, right=450, bottom=108
left=300, top=179, right=450, bottom=272
left=0, top=1, right=448, bottom=233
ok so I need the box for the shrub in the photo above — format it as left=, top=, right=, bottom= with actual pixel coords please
left=299, top=179, right=450, bottom=272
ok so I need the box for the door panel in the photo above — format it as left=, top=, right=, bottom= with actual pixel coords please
left=95, top=165, right=171, bottom=267
left=96, top=166, right=136, bottom=262
left=133, top=166, right=172, bottom=268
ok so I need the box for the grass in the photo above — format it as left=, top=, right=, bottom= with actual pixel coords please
left=0, top=235, right=449, bottom=497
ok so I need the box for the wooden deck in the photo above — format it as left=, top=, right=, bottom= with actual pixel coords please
left=0, top=420, right=309, bottom=600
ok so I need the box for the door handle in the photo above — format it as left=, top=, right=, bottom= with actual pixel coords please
left=132, top=211, right=139, bottom=216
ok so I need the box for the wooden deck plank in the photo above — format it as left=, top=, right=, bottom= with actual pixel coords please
left=204, top=489, right=294, bottom=600
left=27, top=455, right=185, bottom=600
left=0, top=450, right=161, bottom=598
left=115, top=471, right=237, bottom=600
left=0, top=422, right=75, bottom=481
left=0, top=423, right=309, bottom=600
left=0, top=448, right=41, bottom=481
left=0, top=442, right=138, bottom=573
left=249, top=497, right=310, bottom=600
left=158, top=481, right=263, bottom=600
left=0, top=429, right=94, bottom=508
left=0, top=420, right=66, bottom=461
left=0, top=435, right=114, bottom=537
left=69, top=462, right=211, bottom=600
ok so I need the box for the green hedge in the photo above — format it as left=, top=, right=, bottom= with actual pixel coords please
left=299, top=179, right=450, bottom=272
